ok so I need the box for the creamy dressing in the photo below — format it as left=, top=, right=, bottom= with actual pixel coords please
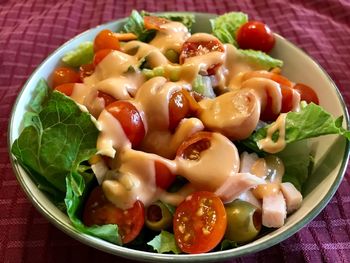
left=64, top=21, right=302, bottom=211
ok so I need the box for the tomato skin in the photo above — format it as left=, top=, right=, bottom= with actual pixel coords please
left=154, top=161, right=176, bottom=189
left=168, top=90, right=191, bottom=132
left=83, top=186, right=145, bottom=244
left=54, top=83, right=75, bottom=96
left=144, top=16, right=169, bottom=30
left=97, top=91, right=116, bottom=107
left=237, top=21, right=275, bottom=53
left=293, top=83, right=319, bottom=105
left=106, top=101, right=145, bottom=147
left=173, top=191, right=227, bottom=254
left=52, top=67, right=80, bottom=88
left=94, top=29, right=120, bottom=52
left=93, top=49, right=113, bottom=66
left=176, top=131, right=213, bottom=160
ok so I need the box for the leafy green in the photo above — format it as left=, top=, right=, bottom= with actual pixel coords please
left=158, top=13, right=195, bottom=31
left=29, top=78, right=50, bottom=113
left=62, top=42, right=94, bottom=68
left=238, top=49, right=283, bottom=69
left=192, top=75, right=215, bottom=98
left=277, top=141, right=313, bottom=191
left=122, top=10, right=156, bottom=42
left=12, top=91, right=99, bottom=193
left=210, top=12, right=248, bottom=47
left=147, top=231, right=181, bottom=254
left=65, top=172, right=121, bottom=244
left=243, top=103, right=350, bottom=153
left=220, top=239, right=238, bottom=250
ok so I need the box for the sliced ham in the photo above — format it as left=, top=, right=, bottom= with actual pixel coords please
left=280, top=182, right=303, bottom=214
left=238, top=189, right=262, bottom=210
left=215, top=172, right=265, bottom=203
left=262, top=191, right=286, bottom=228
left=239, top=152, right=259, bottom=173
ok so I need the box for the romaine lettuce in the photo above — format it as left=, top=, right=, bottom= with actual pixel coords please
left=147, top=231, right=181, bottom=254
left=62, top=42, right=94, bottom=68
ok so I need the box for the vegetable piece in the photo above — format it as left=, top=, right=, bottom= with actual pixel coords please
left=168, top=89, right=192, bottom=132
left=144, top=16, right=170, bottom=30
left=93, top=49, right=113, bottom=66
left=293, top=83, right=319, bottom=105
left=158, top=13, right=195, bottom=31
left=122, top=10, right=156, bottom=42
left=83, top=186, right=145, bottom=244
left=65, top=172, right=121, bottom=244
left=155, top=161, right=176, bottom=189
left=210, top=12, right=248, bottom=47
left=106, top=101, right=145, bottom=147
left=54, top=83, right=74, bottom=96
left=145, top=201, right=173, bottom=231
left=51, top=67, right=80, bottom=88
left=176, top=131, right=212, bottom=160
left=252, top=183, right=280, bottom=199
left=192, top=75, right=215, bottom=98
left=225, top=200, right=261, bottom=243
left=11, top=91, right=99, bottom=193
left=79, top=63, right=95, bottom=80
left=179, top=38, right=224, bottom=65
left=237, top=21, right=275, bottom=53
left=62, top=42, right=94, bottom=68
left=173, top=191, right=227, bottom=254
left=147, top=230, right=181, bottom=254
left=97, top=91, right=116, bottom=107
left=94, top=29, right=120, bottom=52
left=165, top=49, right=179, bottom=63
left=238, top=49, right=283, bottom=69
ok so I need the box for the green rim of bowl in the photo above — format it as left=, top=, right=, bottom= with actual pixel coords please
left=7, top=12, right=350, bottom=262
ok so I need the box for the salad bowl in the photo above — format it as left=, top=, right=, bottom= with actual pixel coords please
left=8, top=12, right=350, bottom=262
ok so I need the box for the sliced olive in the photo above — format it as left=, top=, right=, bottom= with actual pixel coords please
left=145, top=201, right=172, bottom=231
left=165, top=49, right=179, bottom=63
left=225, top=200, right=261, bottom=243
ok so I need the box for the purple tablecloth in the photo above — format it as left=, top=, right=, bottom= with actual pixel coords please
left=1, top=0, right=350, bottom=262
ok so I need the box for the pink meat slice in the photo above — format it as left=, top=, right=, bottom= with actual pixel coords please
left=262, top=191, right=286, bottom=228
left=280, top=182, right=303, bottom=214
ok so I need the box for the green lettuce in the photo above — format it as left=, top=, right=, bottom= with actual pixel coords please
left=238, top=49, right=283, bottom=69
left=158, top=13, right=195, bottom=31
left=210, top=12, right=248, bottom=47
left=11, top=90, right=99, bottom=193
left=62, top=42, right=94, bottom=67
left=147, top=231, right=181, bottom=254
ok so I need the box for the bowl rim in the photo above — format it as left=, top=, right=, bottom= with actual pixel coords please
left=7, top=12, right=350, bottom=262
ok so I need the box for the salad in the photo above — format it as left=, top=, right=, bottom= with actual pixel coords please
left=11, top=10, right=350, bottom=254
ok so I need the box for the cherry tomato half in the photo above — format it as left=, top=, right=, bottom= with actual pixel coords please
left=51, top=67, right=80, bottom=88
left=168, top=90, right=191, bottom=132
left=144, top=16, right=170, bottom=30
left=173, top=191, right=227, bottom=254
left=106, top=101, right=145, bottom=147
left=54, top=83, right=75, bottom=96
left=79, top=63, right=95, bottom=80
left=293, top=83, right=319, bottom=105
left=94, top=29, right=120, bottom=52
left=83, top=186, right=145, bottom=244
left=180, top=39, right=224, bottom=64
left=98, top=91, right=116, bottom=107
left=176, top=131, right=212, bottom=160
left=237, top=21, right=275, bottom=53
left=155, top=161, right=176, bottom=189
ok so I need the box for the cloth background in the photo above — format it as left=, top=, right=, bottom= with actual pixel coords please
left=1, top=0, right=350, bottom=262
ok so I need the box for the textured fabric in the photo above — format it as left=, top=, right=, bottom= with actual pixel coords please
left=1, top=0, right=350, bottom=262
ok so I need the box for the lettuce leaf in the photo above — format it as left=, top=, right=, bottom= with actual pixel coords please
left=122, top=10, right=156, bottom=42
left=147, top=231, right=181, bottom=254
left=242, top=103, right=350, bottom=153
left=158, top=13, right=195, bottom=31
left=65, top=172, right=121, bottom=244
left=238, top=49, right=283, bottom=69
left=11, top=90, right=99, bottom=193
left=210, top=12, right=248, bottom=47
left=62, top=42, right=94, bottom=68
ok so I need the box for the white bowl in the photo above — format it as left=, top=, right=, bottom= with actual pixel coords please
left=8, top=12, right=350, bottom=262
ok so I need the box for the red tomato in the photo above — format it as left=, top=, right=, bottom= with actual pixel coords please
left=54, top=83, right=75, bottom=96
left=93, top=49, right=113, bottom=66
left=168, top=90, right=191, bottom=132
left=293, top=83, right=319, bottom=105
left=106, top=101, right=145, bottom=147
left=79, top=63, right=95, bottom=80
left=97, top=91, right=116, bottom=107
left=237, top=21, right=275, bottom=53
left=83, top=186, right=145, bottom=244
left=94, top=29, right=120, bottom=52
left=154, top=161, right=176, bottom=189
left=173, top=191, right=227, bottom=254
left=52, top=67, right=80, bottom=88
left=179, top=39, right=224, bottom=65
left=144, top=16, right=170, bottom=30
left=176, top=131, right=212, bottom=160
left=243, top=71, right=294, bottom=88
